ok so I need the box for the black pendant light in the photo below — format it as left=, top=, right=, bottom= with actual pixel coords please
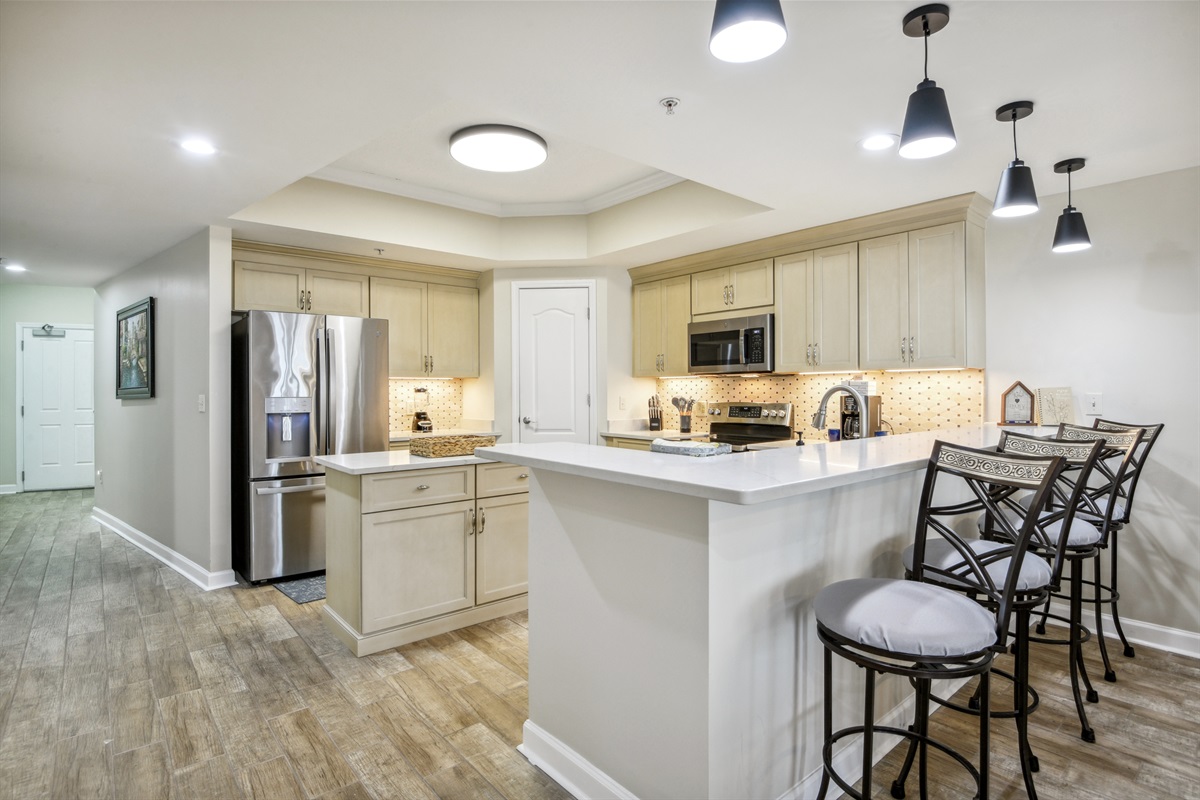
left=709, top=0, right=787, bottom=63
left=1052, top=158, right=1092, bottom=253
left=992, top=101, right=1039, bottom=217
left=899, top=4, right=956, bottom=159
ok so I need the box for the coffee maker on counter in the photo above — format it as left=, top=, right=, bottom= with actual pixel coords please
left=840, top=394, right=882, bottom=439
left=412, top=411, right=433, bottom=433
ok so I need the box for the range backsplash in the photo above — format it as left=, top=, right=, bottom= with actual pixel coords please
left=388, top=379, right=464, bottom=434
left=654, top=370, right=984, bottom=440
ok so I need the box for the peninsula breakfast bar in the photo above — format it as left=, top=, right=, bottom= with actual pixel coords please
left=481, top=425, right=1037, bottom=800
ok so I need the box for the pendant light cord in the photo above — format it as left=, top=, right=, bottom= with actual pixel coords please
left=1011, top=112, right=1019, bottom=160
left=922, top=17, right=930, bottom=81
left=1067, top=168, right=1073, bottom=207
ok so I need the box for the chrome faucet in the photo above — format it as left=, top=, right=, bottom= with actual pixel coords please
left=811, top=384, right=868, bottom=432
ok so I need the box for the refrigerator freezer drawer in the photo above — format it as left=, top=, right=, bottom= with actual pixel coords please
left=237, top=476, right=326, bottom=582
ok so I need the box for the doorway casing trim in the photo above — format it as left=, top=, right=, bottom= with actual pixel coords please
left=509, top=280, right=598, bottom=445
left=12, top=321, right=95, bottom=494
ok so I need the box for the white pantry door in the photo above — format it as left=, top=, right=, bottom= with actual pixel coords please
left=515, top=285, right=593, bottom=445
left=22, top=326, right=95, bottom=490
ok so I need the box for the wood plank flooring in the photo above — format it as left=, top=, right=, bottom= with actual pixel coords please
left=1, top=488, right=1197, bottom=799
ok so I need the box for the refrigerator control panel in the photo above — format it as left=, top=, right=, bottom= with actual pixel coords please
left=265, top=397, right=312, bottom=414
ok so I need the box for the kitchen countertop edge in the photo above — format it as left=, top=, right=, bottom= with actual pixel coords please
left=316, top=450, right=497, bottom=475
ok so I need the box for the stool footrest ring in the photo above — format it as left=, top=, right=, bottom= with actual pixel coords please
left=821, top=724, right=982, bottom=800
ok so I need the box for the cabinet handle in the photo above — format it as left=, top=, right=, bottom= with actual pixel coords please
left=806, top=344, right=812, bottom=365
left=479, top=508, right=486, bottom=534
left=730, top=285, right=734, bottom=305
left=468, top=508, right=475, bottom=535
left=908, top=337, right=915, bottom=361
left=518, top=473, right=528, bottom=479
left=416, top=484, right=430, bottom=490
left=306, top=291, right=313, bottom=311
left=901, top=337, right=907, bottom=362
left=429, top=355, right=434, bottom=373
left=298, top=291, right=304, bottom=310
left=814, top=342, right=820, bottom=365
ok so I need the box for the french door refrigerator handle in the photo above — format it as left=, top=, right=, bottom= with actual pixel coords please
left=315, top=327, right=327, bottom=456
left=325, top=328, right=336, bottom=455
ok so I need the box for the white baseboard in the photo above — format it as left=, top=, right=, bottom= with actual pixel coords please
left=0, top=484, right=16, bottom=495
left=92, top=507, right=237, bottom=591
left=1047, top=600, right=1200, bottom=658
left=518, top=720, right=638, bottom=800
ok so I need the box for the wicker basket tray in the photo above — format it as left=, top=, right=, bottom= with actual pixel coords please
left=409, top=434, right=497, bottom=458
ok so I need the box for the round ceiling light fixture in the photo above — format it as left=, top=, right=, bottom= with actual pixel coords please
left=180, top=138, right=217, bottom=155
left=449, top=125, right=547, bottom=172
left=860, top=133, right=900, bottom=151
left=709, top=0, right=788, bottom=63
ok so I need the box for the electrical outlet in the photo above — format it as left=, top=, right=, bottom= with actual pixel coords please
left=619, top=396, right=626, bottom=411
left=1085, top=393, right=1103, bottom=416
left=198, top=394, right=206, bottom=413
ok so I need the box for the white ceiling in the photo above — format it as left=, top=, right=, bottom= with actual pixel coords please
left=1, top=1, right=1198, bottom=287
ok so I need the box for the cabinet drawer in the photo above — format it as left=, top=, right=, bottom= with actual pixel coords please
left=361, top=466, right=475, bottom=513
left=476, top=462, right=531, bottom=497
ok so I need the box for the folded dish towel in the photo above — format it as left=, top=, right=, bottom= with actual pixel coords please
left=650, top=439, right=732, bottom=457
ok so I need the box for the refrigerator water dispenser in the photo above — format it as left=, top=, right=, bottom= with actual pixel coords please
left=265, top=397, right=312, bottom=461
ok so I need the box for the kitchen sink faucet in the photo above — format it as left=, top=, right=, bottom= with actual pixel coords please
left=811, top=385, right=868, bottom=432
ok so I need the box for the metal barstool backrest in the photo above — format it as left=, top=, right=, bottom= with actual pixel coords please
left=913, top=441, right=1066, bottom=652
left=1093, top=419, right=1165, bottom=523
left=1055, top=424, right=1144, bottom=544
left=995, top=431, right=1105, bottom=588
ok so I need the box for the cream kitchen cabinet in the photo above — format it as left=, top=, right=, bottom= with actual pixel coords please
left=691, top=259, right=774, bottom=316
left=323, top=459, right=528, bottom=656
left=858, top=222, right=985, bottom=370
left=370, top=277, right=479, bottom=377
left=774, top=243, right=859, bottom=373
left=633, top=276, right=691, bottom=376
left=233, top=260, right=370, bottom=317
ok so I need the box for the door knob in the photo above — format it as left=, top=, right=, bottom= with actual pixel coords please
left=522, top=416, right=534, bottom=424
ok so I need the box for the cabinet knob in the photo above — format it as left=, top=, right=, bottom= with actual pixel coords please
left=416, top=484, right=430, bottom=490
left=518, top=473, right=528, bottom=479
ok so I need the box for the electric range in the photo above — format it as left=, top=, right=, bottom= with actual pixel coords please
left=705, top=402, right=795, bottom=451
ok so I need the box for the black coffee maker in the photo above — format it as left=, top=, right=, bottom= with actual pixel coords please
left=412, top=411, right=433, bottom=433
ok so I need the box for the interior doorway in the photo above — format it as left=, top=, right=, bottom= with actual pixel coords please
left=512, top=282, right=596, bottom=445
left=18, top=323, right=96, bottom=491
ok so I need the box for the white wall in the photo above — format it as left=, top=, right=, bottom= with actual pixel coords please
left=0, top=284, right=96, bottom=489
left=985, top=166, right=1200, bottom=636
left=94, top=226, right=233, bottom=576
left=464, top=265, right=655, bottom=444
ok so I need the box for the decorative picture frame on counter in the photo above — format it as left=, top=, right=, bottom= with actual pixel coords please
left=116, top=296, right=155, bottom=399
left=998, top=380, right=1035, bottom=426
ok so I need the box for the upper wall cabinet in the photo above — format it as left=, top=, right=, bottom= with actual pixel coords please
left=775, top=243, right=859, bottom=373
left=859, top=222, right=984, bottom=370
left=691, top=259, right=774, bottom=316
left=234, top=261, right=369, bottom=317
left=633, top=276, right=691, bottom=377
left=371, top=277, right=478, bottom=378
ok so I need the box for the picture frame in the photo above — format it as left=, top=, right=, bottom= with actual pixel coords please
left=998, top=380, right=1036, bottom=426
left=116, top=297, right=155, bottom=399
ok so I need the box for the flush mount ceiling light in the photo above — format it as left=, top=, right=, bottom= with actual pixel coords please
left=898, top=4, right=956, bottom=159
left=1052, top=158, right=1092, bottom=253
left=709, top=0, right=787, bottom=63
left=449, top=125, right=547, bottom=172
left=2, top=260, right=27, bottom=272
left=860, top=133, right=900, bottom=151
left=992, top=101, right=1039, bottom=217
left=180, top=138, right=217, bottom=155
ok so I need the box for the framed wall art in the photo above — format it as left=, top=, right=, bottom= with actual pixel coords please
left=116, top=297, right=155, bottom=399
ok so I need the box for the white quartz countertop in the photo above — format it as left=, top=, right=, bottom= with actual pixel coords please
left=388, top=428, right=500, bottom=444
left=316, top=449, right=497, bottom=475
left=599, top=429, right=708, bottom=441
left=482, top=425, right=1059, bottom=505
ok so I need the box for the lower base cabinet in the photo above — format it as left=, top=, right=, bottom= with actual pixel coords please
left=603, top=436, right=653, bottom=451
left=324, top=462, right=529, bottom=656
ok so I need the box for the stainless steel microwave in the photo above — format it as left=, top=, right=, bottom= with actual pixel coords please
left=687, top=313, right=774, bottom=374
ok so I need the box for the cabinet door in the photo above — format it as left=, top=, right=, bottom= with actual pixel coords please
left=908, top=222, right=966, bottom=369
left=858, top=233, right=910, bottom=370
left=660, top=275, right=692, bottom=375
left=632, top=282, right=664, bottom=377
left=307, top=269, right=370, bottom=317
left=370, top=277, right=427, bottom=377
left=233, top=261, right=307, bottom=312
left=475, top=495, right=529, bottom=604
left=729, top=259, right=774, bottom=310
left=428, top=284, right=479, bottom=377
left=773, top=251, right=813, bottom=373
left=811, top=244, right=859, bottom=372
left=691, top=268, right=731, bottom=315
left=360, top=500, right=475, bottom=633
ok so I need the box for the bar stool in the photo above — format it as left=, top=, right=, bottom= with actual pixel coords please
left=814, top=441, right=1065, bottom=800
left=895, top=432, right=1102, bottom=800
left=1027, top=424, right=1145, bottom=691
left=1085, top=419, right=1165, bottom=662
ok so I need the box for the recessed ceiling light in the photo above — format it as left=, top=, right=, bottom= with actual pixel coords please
left=449, top=125, right=547, bottom=172
left=860, top=134, right=900, bottom=151
left=180, top=138, right=217, bottom=155
left=4, top=263, right=27, bottom=272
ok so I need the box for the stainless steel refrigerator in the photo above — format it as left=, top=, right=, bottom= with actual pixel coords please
left=232, top=311, right=388, bottom=583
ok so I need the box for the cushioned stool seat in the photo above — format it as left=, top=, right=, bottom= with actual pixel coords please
left=815, top=578, right=998, bottom=658
left=902, top=539, right=1053, bottom=593
left=978, top=507, right=1101, bottom=547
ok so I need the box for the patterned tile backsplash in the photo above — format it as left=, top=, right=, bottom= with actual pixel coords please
left=388, top=379, right=464, bottom=433
left=654, top=370, right=984, bottom=441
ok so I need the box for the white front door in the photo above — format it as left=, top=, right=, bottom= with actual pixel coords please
left=515, top=285, right=594, bottom=445
left=22, top=326, right=95, bottom=490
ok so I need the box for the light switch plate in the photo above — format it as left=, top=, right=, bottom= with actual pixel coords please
left=198, top=393, right=206, bottom=413
left=1085, top=392, right=1103, bottom=415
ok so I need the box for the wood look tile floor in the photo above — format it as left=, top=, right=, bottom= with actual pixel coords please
left=1, top=489, right=1198, bottom=799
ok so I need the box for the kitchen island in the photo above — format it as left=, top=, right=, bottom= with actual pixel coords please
left=482, top=425, right=1041, bottom=800
left=316, top=449, right=530, bottom=656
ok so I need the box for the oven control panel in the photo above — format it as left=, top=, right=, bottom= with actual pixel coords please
left=707, top=402, right=792, bottom=425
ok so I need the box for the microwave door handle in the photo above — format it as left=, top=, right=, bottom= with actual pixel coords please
left=739, top=330, right=747, bottom=366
